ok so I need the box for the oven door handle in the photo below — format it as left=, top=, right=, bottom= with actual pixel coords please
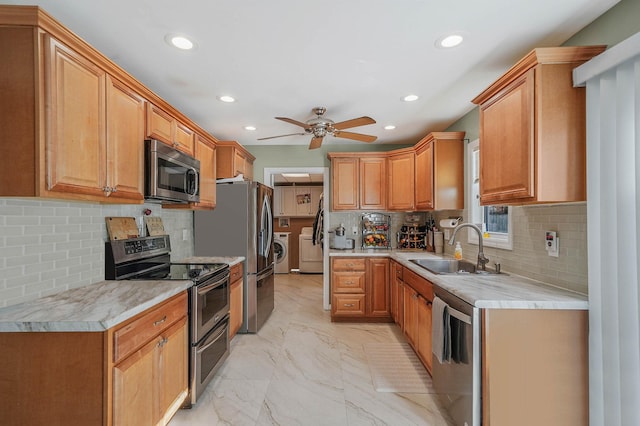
left=196, top=271, right=230, bottom=295
left=448, top=305, right=472, bottom=325
left=196, top=323, right=227, bottom=354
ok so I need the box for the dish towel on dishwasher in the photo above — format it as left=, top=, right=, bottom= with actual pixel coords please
left=432, top=296, right=451, bottom=363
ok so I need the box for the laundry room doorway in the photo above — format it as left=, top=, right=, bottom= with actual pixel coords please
left=264, top=167, right=330, bottom=310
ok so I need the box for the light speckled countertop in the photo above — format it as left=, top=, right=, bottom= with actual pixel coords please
left=0, top=256, right=245, bottom=333
left=330, top=249, right=588, bottom=310
left=0, top=280, right=193, bottom=332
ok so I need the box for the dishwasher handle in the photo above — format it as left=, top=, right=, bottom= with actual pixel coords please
left=448, top=305, right=472, bottom=325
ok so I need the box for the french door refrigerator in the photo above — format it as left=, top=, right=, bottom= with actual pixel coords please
left=194, top=181, right=274, bottom=333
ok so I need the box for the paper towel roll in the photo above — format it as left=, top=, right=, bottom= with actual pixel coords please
left=439, top=218, right=459, bottom=228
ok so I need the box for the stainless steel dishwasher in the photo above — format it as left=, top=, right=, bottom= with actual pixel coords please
left=432, top=284, right=481, bottom=426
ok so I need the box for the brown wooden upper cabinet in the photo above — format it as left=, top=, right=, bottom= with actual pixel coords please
left=327, top=153, right=386, bottom=211
left=0, top=20, right=145, bottom=203
left=193, top=134, right=217, bottom=209
left=387, top=148, right=415, bottom=211
left=216, top=141, right=255, bottom=181
left=414, top=131, right=465, bottom=210
left=472, top=46, right=606, bottom=205
left=146, top=103, right=195, bottom=155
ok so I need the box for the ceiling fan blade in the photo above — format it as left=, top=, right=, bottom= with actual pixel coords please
left=333, top=116, right=376, bottom=130
left=275, top=117, right=311, bottom=129
left=309, top=136, right=324, bottom=150
left=334, top=131, right=377, bottom=143
left=257, top=133, right=306, bottom=141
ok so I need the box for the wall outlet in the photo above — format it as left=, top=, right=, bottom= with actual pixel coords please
left=183, top=229, right=189, bottom=241
left=545, top=231, right=559, bottom=257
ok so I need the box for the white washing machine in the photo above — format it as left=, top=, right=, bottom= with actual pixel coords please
left=274, top=232, right=290, bottom=274
left=299, top=227, right=323, bottom=273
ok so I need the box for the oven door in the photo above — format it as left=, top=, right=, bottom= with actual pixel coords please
left=191, top=270, right=230, bottom=343
left=189, top=316, right=229, bottom=405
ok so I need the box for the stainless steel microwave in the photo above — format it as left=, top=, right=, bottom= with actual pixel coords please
left=145, top=139, right=200, bottom=203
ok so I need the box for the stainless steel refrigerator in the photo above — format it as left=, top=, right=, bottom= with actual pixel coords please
left=194, top=181, right=274, bottom=333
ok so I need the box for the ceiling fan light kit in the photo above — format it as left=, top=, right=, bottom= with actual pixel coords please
left=258, top=107, right=377, bottom=149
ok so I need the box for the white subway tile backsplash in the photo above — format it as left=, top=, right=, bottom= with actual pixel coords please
left=0, top=198, right=194, bottom=308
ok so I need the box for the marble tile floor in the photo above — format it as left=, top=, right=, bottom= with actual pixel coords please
left=170, top=273, right=453, bottom=426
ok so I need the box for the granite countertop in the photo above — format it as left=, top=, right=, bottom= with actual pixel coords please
left=330, top=249, right=588, bottom=310
left=177, top=256, right=245, bottom=266
left=0, top=280, right=193, bottom=332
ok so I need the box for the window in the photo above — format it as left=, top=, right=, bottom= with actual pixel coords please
left=468, top=139, right=513, bottom=250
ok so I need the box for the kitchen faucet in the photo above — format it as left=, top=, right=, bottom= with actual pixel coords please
left=448, top=223, right=489, bottom=271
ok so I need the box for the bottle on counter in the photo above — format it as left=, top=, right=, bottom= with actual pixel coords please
left=454, top=242, right=463, bottom=260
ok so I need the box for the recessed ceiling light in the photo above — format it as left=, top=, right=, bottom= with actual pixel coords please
left=165, top=34, right=195, bottom=50
left=384, top=125, right=396, bottom=130
left=282, top=173, right=309, bottom=178
left=403, top=94, right=419, bottom=102
left=436, top=33, right=464, bottom=49
left=244, top=126, right=256, bottom=131
left=217, top=95, right=236, bottom=103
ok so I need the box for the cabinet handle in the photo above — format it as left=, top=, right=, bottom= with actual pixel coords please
left=154, top=315, right=167, bottom=326
left=102, top=186, right=111, bottom=195
left=345, top=281, right=354, bottom=285
left=111, top=186, right=117, bottom=193
left=157, top=337, right=169, bottom=348
left=344, top=303, right=354, bottom=307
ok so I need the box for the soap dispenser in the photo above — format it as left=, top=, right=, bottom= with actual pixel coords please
left=454, top=242, right=463, bottom=260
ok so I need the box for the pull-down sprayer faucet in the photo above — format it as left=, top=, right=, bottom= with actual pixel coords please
left=448, top=223, right=489, bottom=271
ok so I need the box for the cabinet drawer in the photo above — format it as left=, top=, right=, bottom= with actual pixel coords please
left=332, top=271, right=366, bottom=293
left=403, top=268, right=433, bottom=301
left=230, top=263, right=243, bottom=282
left=113, top=292, right=188, bottom=364
left=332, top=294, right=366, bottom=316
left=332, top=257, right=366, bottom=271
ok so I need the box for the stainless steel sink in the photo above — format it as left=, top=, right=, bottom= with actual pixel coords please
left=410, top=258, right=504, bottom=275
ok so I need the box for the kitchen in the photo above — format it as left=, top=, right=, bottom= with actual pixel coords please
left=1, top=0, right=639, bottom=425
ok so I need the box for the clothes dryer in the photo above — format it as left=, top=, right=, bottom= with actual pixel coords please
left=299, top=227, right=323, bottom=273
left=274, top=232, right=290, bottom=274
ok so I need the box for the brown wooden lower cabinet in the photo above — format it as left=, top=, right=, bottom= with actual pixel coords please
left=396, top=264, right=434, bottom=375
left=0, top=291, right=188, bottom=425
left=330, top=257, right=391, bottom=321
left=229, top=263, right=244, bottom=339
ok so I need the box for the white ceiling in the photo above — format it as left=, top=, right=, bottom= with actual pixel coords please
left=6, top=0, right=618, bottom=148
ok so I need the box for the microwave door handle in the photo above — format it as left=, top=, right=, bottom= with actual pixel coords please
left=187, top=167, right=199, bottom=196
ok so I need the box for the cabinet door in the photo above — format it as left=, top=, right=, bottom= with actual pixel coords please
left=233, top=149, right=245, bottom=177
left=295, top=187, right=314, bottom=216
left=280, top=187, right=297, bottom=216
left=146, top=103, right=173, bottom=145
left=106, top=76, right=144, bottom=201
left=45, top=36, right=107, bottom=197
left=360, top=157, right=386, bottom=210
left=403, top=286, right=418, bottom=348
left=331, top=157, right=359, bottom=210
left=480, top=70, right=535, bottom=204
left=195, top=135, right=216, bottom=208
left=388, top=152, right=415, bottom=210
left=174, top=121, right=195, bottom=155
left=367, top=258, right=390, bottom=317
left=113, top=335, right=156, bottom=426
left=416, top=295, right=433, bottom=373
left=415, top=141, right=434, bottom=210
left=390, top=261, right=404, bottom=327
left=158, top=318, right=188, bottom=421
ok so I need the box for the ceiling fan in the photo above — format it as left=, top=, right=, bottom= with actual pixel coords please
left=258, top=107, right=377, bottom=149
